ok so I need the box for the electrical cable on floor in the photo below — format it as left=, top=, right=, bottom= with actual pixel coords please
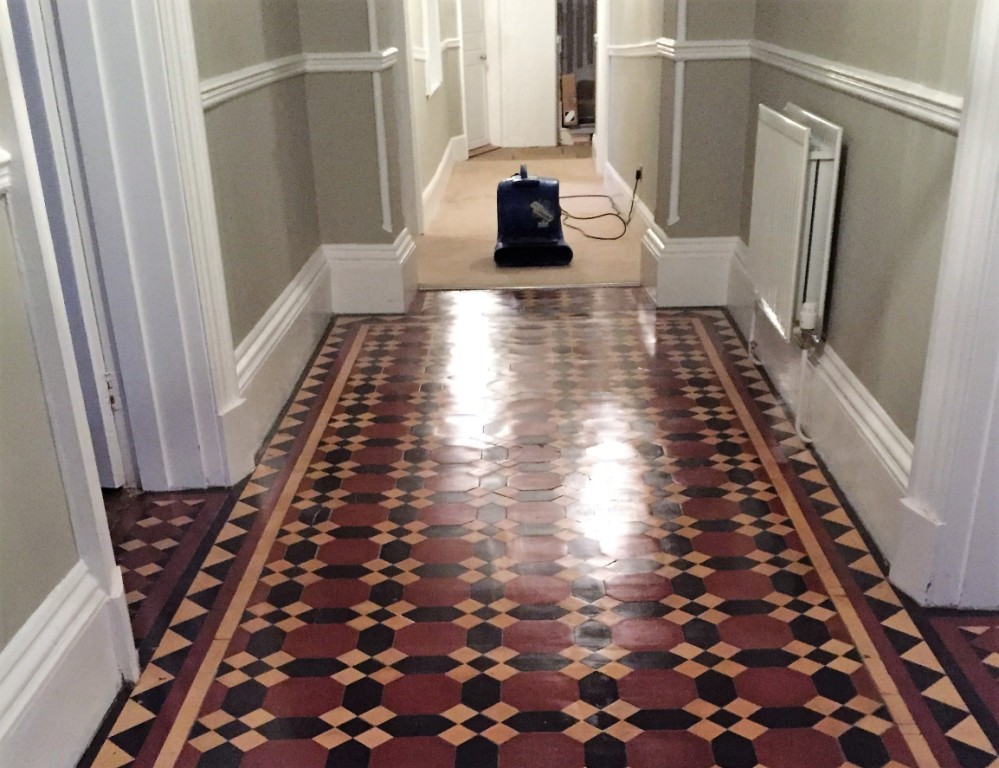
left=559, top=174, right=640, bottom=241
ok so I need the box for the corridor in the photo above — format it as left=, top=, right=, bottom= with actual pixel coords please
left=84, top=289, right=999, bottom=768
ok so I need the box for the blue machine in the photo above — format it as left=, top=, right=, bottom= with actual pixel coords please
left=494, top=165, right=573, bottom=267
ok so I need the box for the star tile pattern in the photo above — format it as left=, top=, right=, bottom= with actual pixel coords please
left=82, top=289, right=999, bottom=768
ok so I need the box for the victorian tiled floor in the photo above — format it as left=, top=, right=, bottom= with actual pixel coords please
left=83, top=288, right=999, bottom=768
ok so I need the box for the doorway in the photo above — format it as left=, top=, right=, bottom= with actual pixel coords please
left=556, top=0, right=597, bottom=144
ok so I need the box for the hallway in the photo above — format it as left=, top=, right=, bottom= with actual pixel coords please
left=84, top=289, right=999, bottom=768
left=416, top=149, right=643, bottom=290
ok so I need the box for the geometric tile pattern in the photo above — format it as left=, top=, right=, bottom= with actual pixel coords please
left=81, top=289, right=999, bottom=768
left=109, top=491, right=231, bottom=649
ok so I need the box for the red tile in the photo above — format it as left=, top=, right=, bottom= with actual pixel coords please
left=702, top=570, right=772, bottom=599
left=404, top=578, right=471, bottom=607
left=341, top=474, right=396, bottom=493
left=680, top=498, right=741, bottom=520
left=412, top=538, right=475, bottom=564
left=420, top=503, right=476, bottom=525
left=262, top=677, right=345, bottom=717
left=627, top=732, right=714, bottom=768
left=734, top=667, right=818, bottom=707
left=504, top=620, right=573, bottom=653
left=659, top=417, right=707, bottom=434
left=666, top=441, right=717, bottom=459
left=331, top=504, right=389, bottom=526
left=753, top=728, right=845, bottom=768
left=600, top=535, right=660, bottom=559
left=617, top=669, right=699, bottom=709
left=317, top=539, right=380, bottom=565
left=611, top=618, right=683, bottom=651
left=691, top=531, right=756, bottom=557
left=353, top=446, right=405, bottom=465
left=673, top=467, right=729, bottom=488
left=370, top=736, right=455, bottom=768
left=605, top=573, right=672, bottom=602
left=509, top=472, right=562, bottom=491
left=508, top=502, right=566, bottom=524
left=504, top=575, right=571, bottom=605
left=499, top=733, right=584, bottom=768
left=282, top=625, right=359, bottom=658
left=382, top=674, right=461, bottom=714
left=362, top=422, right=409, bottom=439
left=425, top=473, right=479, bottom=493
left=718, top=615, right=794, bottom=650
left=300, top=579, right=370, bottom=609
left=507, top=537, right=568, bottom=563
left=502, top=672, right=578, bottom=711
left=395, top=622, right=466, bottom=655
left=242, top=740, right=329, bottom=768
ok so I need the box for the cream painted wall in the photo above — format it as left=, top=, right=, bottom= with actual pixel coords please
left=608, top=56, right=661, bottom=211
left=754, top=0, right=975, bottom=94
left=605, top=0, right=664, bottom=211
left=407, top=0, right=464, bottom=193
left=203, top=80, right=320, bottom=345
left=0, top=63, right=78, bottom=648
left=190, top=0, right=302, bottom=78
left=608, top=0, right=665, bottom=44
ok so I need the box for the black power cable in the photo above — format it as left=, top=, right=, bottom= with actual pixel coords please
left=559, top=173, right=640, bottom=241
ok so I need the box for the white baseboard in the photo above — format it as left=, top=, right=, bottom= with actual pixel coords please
left=328, top=228, right=418, bottom=315
left=422, top=135, right=467, bottom=232
left=0, top=561, right=128, bottom=767
left=222, top=247, right=333, bottom=480
left=641, top=227, right=735, bottom=307
left=728, top=249, right=911, bottom=560
left=603, top=161, right=655, bottom=234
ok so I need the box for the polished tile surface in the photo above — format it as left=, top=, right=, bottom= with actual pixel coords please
left=84, top=289, right=999, bottom=767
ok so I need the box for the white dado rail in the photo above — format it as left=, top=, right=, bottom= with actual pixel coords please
left=607, top=37, right=963, bottom=133
left=200, top=48, right=399, bottom=110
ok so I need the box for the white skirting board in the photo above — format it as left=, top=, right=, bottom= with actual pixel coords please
left=0, top=561, right=129, bottom=767
left=421, top=135, right=468, bottom=232
left=222, top=247, right=334, bottom=480
left=641, top=227, right=735, bottom=307
left=728, top=248, right=911, bottom=561
left=328, top=229, right=418, bottom=315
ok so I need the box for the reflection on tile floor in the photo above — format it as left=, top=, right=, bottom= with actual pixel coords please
left=83, top=289, right=999, bottom=768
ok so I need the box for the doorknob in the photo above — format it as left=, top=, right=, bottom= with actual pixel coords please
left=479, top=54, right=487, bottom=61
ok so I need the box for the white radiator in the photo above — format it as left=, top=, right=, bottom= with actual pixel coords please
left=748, top=104, right=842, bottom=341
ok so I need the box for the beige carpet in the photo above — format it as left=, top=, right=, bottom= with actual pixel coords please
left=416, top=153, right=642, bottom=290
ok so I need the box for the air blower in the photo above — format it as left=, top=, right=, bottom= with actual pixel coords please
left=494, top=165, right=573, bottom=267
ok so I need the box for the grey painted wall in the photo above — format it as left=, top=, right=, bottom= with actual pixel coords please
left=741, top=64, right=957, bottom=438
left=687, top=0, right=755, bottom=40
left=190, top=0, right=302, bottom=78
left=661, top=60, right=749, bottom=238
left=192, top=1, right=409, bottom=342
left=203, top=79, right=320, bottom=345
left=0, top=60, right=78, bottom=650
left=754, top=0, right=975, bottom=94
left=299, top=0, right=370, bottom=51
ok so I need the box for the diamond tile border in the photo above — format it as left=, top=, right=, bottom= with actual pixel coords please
left=79, top=290, right=999, bottom=768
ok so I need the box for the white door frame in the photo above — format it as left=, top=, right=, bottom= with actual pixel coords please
left=891, top=0, right=999, bottom=608
left=0, top=0, right=137, bottom=679
left=593, top=0, right=609, bottom=172
left=52, top=0, right=236, bottom=490
left=459, top=0, right=489, bottom=150
left=18, top=0, right=133, bottom=489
